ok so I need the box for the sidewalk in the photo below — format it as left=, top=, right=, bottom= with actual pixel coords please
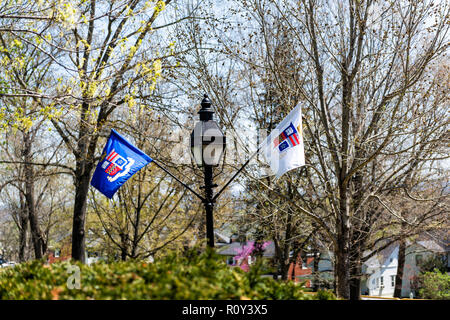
left=361, top=295, right=425, bottom=300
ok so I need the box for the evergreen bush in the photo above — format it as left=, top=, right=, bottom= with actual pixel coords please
left=0, top=249, right=335, bottom=300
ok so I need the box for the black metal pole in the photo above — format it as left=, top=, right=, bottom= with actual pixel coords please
left=203, top=164, right=215, bottom=248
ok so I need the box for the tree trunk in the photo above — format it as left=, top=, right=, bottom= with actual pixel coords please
left=332, top=255, right=337, bottom=294
left=71, top=99, right=100, bottom=263
left=280, top=206, right=294, bottom=281
left=290, top=248, right=299, bottom=281
left=349, top=260, right=362, bottom=300
left=349, top=228, right=365, bottom=300
left=18, top=196, right=28, bottom=263
left=26, top=182, right=45, bottom=259
left=71, top=167, right=93, bottom=263
left=281, top=181, right=295, bottom=281
left=394, top=238, right=406, bottom=298
left=312, top=251, right=320, bottom=291
left=120, top=232, right=129, bottom=261
left=280, top=260, right=289, bottom=281
left=336, top=241, right=350, bottom=299
left=23, top=131, right=46, bottom=259
left=336, top=189, right=351, bottom=299
left=131, top=189, right=142, bottom=259
left=273, top=238, right=282, bottom=280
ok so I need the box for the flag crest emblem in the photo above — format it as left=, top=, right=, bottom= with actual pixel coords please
left=273, top=122, right=302, bottom=152
left=91, top=129, right=152, bottom=198
left=101, top=149, right=135, bottom=182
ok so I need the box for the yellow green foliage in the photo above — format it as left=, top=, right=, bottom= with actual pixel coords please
left=0, top=250, right=334, bottom=300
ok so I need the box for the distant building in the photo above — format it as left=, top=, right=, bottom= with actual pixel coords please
left=217, top=240, right=275, bottom=271
left=47, top=233, right=105, bottom=265
left=217, top=240, right=333, bottom=288
left=361, top=240, right=448, bottom=298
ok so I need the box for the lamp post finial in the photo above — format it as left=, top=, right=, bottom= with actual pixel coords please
left=199, top=93, right=213, bottom=120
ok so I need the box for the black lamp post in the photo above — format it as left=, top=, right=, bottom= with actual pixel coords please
left=190, top=94, right=226, bottom=248
left=153, top=94, right=259, bottom=249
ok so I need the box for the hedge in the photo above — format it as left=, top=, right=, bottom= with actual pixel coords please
left=417, top=270, right=450, bottom=300
left=0, top=249, right=335, bottom=300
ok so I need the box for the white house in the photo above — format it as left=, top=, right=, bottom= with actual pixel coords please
left=362, top=244, right=399, bottom=297
left=361, top=240, right=447, bottom=298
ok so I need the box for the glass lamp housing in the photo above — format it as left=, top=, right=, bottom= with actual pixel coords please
left=190, top=120, right=225, bottom=167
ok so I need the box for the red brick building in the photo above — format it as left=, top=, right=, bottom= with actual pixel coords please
left=218, top=240, right=316, bottom=287
left=287, top=255, right=314, bottom=286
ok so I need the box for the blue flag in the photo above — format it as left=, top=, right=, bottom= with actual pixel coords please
left=91, top=129, right=152, bottom=199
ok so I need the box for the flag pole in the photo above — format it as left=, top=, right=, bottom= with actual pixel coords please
left=212, top=145, right=262, bottom=202
left=212, top=122, right=279, bottom=201
left=152, top=159, right=205, bottom=202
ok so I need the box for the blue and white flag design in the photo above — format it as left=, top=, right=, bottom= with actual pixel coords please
left=262, top=104, right=305, bottom=178
left=91, top=129, right=152, bottom=199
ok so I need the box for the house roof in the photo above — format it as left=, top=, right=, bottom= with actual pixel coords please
left=378, top=243, right=397, bottom=264
left=214, top=231, right=230, bottom=244
left=415, top=230, right=449, bottom=251
left=363, top=238, right=447, bottom=269
left=218, top=241, right=275, bottom=258
left=363, top=242, right=398, bottom=269
left=416, top=240, right=446, bottom=253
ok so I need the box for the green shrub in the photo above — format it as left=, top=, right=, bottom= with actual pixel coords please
left=417, top=269, right=450, bottom=300
left=315, top=289, right=337, bottom=300
left=0, top=249, right=331, bottom=300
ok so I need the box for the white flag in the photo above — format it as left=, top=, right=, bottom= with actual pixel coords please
left=261, top=104, right=305, bottom=178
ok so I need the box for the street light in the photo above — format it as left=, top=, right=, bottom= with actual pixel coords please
left=154, top=94, right=257, bottom=248
left=190, top=94, right=226, bottom=248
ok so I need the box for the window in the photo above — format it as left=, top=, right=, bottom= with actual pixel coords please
left=391, top=275, right=395, bottom=287
left=54, top=248, right=61, bottom=258
left=380, top=276, right=384, bottom=288
left=302, top=261, right=308, bottom=269
left=415, top=254, right=423, bottom=265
